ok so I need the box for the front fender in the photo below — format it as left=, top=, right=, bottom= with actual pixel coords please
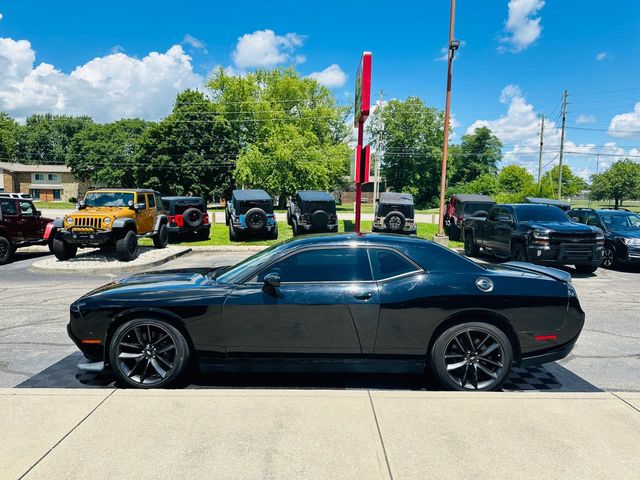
left=52, top=217, right=65, bottom=228
left=44, top=222, right=55, bottom=240
left=112, top=218, right=136, bottom=230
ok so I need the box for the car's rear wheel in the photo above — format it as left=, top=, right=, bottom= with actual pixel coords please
left=602, top=245, right=616, bottom=269
left=229, top=223, right=239, bottom=241
left=52, top=237, right=77, bottom=261
left=431, top=322, right=512, bottom=391
left=511, top=242, right=527, bottom=262
left=109, top=318, right=190, bottom=389
left=575, top=264, right=598, bottom=274
left=152, top=223, right=169, bottom=249
left=0, top=236, right=12, bottom=265
left=116, top=230, right=138, bottom=261
left=464, top=233, right=479, bottom=257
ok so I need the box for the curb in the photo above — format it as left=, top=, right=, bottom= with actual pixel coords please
left=29, top=247, right=193, bottom=275
left=187, top=245, right=267, bottom=252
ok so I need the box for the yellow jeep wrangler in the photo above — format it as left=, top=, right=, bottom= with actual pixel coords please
left=52, top=188, right=169, bottom=261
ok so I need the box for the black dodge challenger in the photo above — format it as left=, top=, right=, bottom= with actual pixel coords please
left=68, top=233, right=584, bottom=391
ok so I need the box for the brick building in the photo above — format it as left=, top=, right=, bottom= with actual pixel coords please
left=0, top=162, right=89, bottom=202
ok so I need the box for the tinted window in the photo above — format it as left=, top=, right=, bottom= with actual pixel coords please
left=585, top=214, right=600, bottom=227
left=515, top=206, right=570, bottom=222
left=463, top=202, right=494, bottom=215
left=85, top=192, right=134, bottom=207
left=369, top=248, right=419, bottom=280
left=601, top=213, right=640, bottom=229
left=19, top=202, right=35, bottom=216
left=147, top=194, right=156, bottom=208
left=1, top=199, right=17, bottom=215
left=257, top=248, right=372, bottom=283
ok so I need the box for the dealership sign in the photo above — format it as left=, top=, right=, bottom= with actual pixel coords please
left=351, top=144, right=370, bottom=183
left=354, top=52, right=372, bottom=127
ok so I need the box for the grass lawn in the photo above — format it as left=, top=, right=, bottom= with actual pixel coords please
left=569, top=199, right=640, bottom=212
left=34, top=201, right=76, bottom=209
left=142, top=220, right=463, bottom=249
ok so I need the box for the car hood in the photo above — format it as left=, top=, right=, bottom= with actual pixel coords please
left=613, top=228, right=640, bottom=239
left=520, top=221, right=598, bottom=234
left=488, top=261, right=572, bottom=283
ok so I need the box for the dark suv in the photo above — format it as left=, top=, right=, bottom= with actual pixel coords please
left=372, top=192, right=416, bottom=234
left=225, top=189, right=277, bottom=241
left=287, top=191, right=338, bottom=235
left=162, top=196, right=211, bottom=241
left=568, top=208, right=640, bottom=268
left=0, top=197, right=53, bottom=264
left=444, top=194, right=496, bottom=241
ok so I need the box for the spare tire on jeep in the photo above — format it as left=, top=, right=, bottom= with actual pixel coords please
left=311, top=210, right=329, bottom=229
left=182, top=208, right=203, bottom=228
left=244, top=208, right=267, bottom=231
left=384, top=211, right=406, bottom=232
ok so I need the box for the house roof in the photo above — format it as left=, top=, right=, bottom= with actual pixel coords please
left=0, top=162, right=72, bottom=173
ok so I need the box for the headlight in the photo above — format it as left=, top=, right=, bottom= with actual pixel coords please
left=596, top=232, right=605, bottom=240
left=532, top=230, right=549, bottom=241
left=103, top=217, right=112, bottom=225
left=65, top=217, right=74, bottom=225
left=622, top=237, right=640, bottom=246
left=568, top=284, right=577, bottom=297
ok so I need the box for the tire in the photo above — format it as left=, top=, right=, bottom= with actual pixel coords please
left=575, top=264, right=598, bottom=274
left=286, top=209, right=292, bottom=226
left=310, top=210, right=329, bottom=229
left=511, top=242, right=528, bottom=262
left=116, top=230, right=138, bottom=261
left=224, top=211, right=230, bottom=226
left=384, top=211, right=406, bottom=232
left=464, top=233, right=480, bottom=257
left=47, top=229, right=57, bottom=254
left=229, top=223, right=239, bottom=242
left=0, top=236, right=12, bottom=265
left=182, top=208, right=203, bottom=228
left=292, top=219, right=300, bottom=236
left=52, top=237, right=77, bottom=261
left=152, top=223, right=169, bottom=249
left=244, top=208, right=267, bottom=232
left=109, top=318, right=190, bottom=389
left=268, top=223, right=278, bottom=240
left=602, top=245, right=616, bottom=269
left=449, top=223, right=460, bottom=241
left=430, top=322, right=513, bottom=391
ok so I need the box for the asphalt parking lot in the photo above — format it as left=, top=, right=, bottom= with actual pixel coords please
left=1, top=248, right=638, bottom=392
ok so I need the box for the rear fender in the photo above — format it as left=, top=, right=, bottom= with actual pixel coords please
left=152, top=214, right=168, bottom=233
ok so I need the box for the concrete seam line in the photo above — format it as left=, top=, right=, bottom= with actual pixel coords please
left=367, top=391, right=394, bottom=480
left=17, top=389, right=116, bottom=479
left=611, top=392, right=640, bottom=414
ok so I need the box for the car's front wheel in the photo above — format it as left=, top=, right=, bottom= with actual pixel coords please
left=511, top=242, right=528, bottom=262
left=464, top=233, right=479, bottom=257
left=109, top=318, right=190, bottom=389
left=52, top=237, right=77, bottom=261
left=116, top=230, right=138, bottom=261
left=430, top=322, right=513, bottom=391
left=0, top=236, right=12, bottom=265
left=602, top=245, right=616, bottom=269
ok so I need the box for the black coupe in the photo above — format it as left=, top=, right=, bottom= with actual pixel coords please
left=68, top=234, right=584, bottom=391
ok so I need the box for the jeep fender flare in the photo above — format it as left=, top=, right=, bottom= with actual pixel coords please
left=152, top=214, right=168, bottom=234
left=53, top=218, right=65, bottom=228
left=112, top=218, right=137, bottom=232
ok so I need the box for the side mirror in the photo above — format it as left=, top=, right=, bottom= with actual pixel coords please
left=34, top=210, right=41, bottom=217
left=77, top=201, right=86, bottom=210
left=127, top=200, right=135, bottom=209
left=263, top=272, right=281, bottom=288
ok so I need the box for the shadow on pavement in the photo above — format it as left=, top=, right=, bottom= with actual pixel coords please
left=15, top=352, right=601, bottom=392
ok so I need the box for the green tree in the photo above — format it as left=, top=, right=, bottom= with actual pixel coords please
left=134, top=90, right=238, bottom=199
left=375, top=97, right=445, bottom=207
left=66, top=119, right=152, bottom=188
left=0, top=113, right=18, bottom=160
left=540, top=164, right=587, bottom=198
left=589, top=159, right=640, bottom=208
left=450, top=126, right=502, bottom=185
left=450, top=173, right=499, bottom=197
left=498, top=164, right=535, bottom=193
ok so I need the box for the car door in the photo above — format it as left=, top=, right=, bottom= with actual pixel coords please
left=18, top=201, right=44, bottom=241
left=493, top=206, right=515, bottom=254
left=134, top=193, right=151, bottom=233
left=222, top=246, right=379, bottom=356
left=484, top=207, right=501, bottom=250
left=1, top=199, right=20, bottom=240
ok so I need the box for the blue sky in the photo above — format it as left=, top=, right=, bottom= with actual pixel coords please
left=1, top=0, right=639, bottom=179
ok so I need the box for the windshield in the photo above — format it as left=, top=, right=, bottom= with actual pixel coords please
left=463, top=202, right=495, bottom=215
left=601, top=213, right=640, bottom=230
left=302, top=201, right=336, bottom=214
left=516, top=205, right=571, bottom=222
left=215, top=242, right=289, bottom=283
left=85, top=192, right=134, bottom=207
left=238, top=200, right=273, bottom=214
left=378, top=203, right=414, bottom=217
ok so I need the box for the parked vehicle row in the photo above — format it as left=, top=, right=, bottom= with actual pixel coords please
left=0, top=196, right=54, bottom=264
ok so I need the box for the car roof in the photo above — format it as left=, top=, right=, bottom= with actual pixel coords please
left=524, top=197, right=570, bottom=208
left=594, top=209, right=636, bottom=215
left=162, top=196, right=205, bottom=202
left=278, top=232, right=426, bottom=248
left=232, top=189, right=271, bottom=201
left=379, top=192, right=414, bottom=204
left=503, top=203, right=566, bottom=209
left=88, top=188, right=157, bottom=194
left=452, top=194, right=495, bottom=203
left=296, top=190, right=334, bottom=202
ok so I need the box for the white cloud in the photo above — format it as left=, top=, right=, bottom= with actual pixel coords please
left=307, top=64, right=346, bottom=88
left=0, top=13, right=3, bottom=21
left=576, top=114, right=596, bottom=124
left=183, top=34, right=207, bottom=52
left=0, top=35, right=203, bottom=122
left=232, top=30, right=305, bottom=69
left=499, top=0, right=545, bottom=52
left=596, top=52, right=608, bottom=61
left=608, top=102, right=640, bottom=139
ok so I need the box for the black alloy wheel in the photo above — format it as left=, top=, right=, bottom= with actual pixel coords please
left=0, top=236, right=12, bottom=265
left=431, top=322, right=512, bottom=391
left=464, top=234, right=479, bottom=257
left=511, top=243, right=528, bottom=262
left=602, top=245, right=616, bottom=269
left=109, top=319, right=190, bottom=388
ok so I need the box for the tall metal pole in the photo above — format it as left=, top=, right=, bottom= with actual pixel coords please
left=557, top=90, right=568, bottom=199
left=437, top=0, right=456, bottom=237
left=355, top=119, right=364, bottom=234
left=373, top=89, right=384, bottom=204
left=537, top=114, right=545, bottom=184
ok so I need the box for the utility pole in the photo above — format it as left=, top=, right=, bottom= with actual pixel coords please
left=436, top=0, right=459, bottom=240
left=537, top=113, right=545, bottom=185
left=557, top=90, right=568, bottom=199
left=373, top=89, right=384, bottom=204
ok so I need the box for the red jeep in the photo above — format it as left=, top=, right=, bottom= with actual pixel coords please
left=0, top=197, right=54, bottom=264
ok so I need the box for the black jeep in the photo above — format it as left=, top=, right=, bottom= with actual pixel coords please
left=372, top=192, right=416, bottom=234
left=287, top=191, right=338, bottom=235
left=162, top=196, right=211, bottom=241
left=225, top=189, right=278, bottom=241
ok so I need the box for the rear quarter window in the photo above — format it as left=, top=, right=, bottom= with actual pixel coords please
left=369, top=248, right=420, bottom=280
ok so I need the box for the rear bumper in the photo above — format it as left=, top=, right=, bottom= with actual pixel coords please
left=299, top=223, right=339, bottom=232
left=57, top=229, right=112, bottom=246
left=519, top=333, right=580, bottom=367
left=527, top=243, right=603, bottom=266
left=167, top=224, right=210, bottom=235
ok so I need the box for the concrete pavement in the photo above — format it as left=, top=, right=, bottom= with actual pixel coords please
left=2, top=389, right=639, bottom=480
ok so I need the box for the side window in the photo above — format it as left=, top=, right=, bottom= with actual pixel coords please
left=1, top=199, right=17, bottom=215
left=138, top=194, right=148, bottom=208
left=256, top=248, right=372, bottom=283
left=369, top=248, right=420, bottom=280
left=488, top=208, right=499, bottom=221
left=147, top=194, right=156, bottom=209
left=585, top=214, right=600, bottom=228
left=569, top=212, right=583, bottom=223
left=154, top=194, right=164, bottom=212
left=19, top=202, right=35, bottom=216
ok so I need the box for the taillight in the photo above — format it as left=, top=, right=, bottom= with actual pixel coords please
left=170, top=215, right=184, bottom=227
left=202, top=213, right=209, bottom=225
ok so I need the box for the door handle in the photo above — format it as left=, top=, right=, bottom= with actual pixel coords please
left=353, top=292, right=372, bottom=300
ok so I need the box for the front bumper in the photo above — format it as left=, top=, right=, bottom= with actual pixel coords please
left=57, top=229, right=112, bottom=246
left=527, top=243, right=603, bottom=266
